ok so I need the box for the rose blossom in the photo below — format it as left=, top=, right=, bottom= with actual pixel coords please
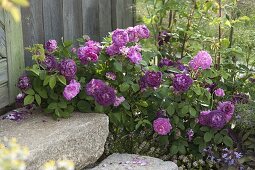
left=112, top=29, right=129, bottom=46
left=198, top=110, right=211, bottom=126
left=94, top=85, right=116, bottom=106
left=198, top=110, right=227, bottom=129
left=114, top=96, right=125, bottom=107
left=45, top=39, right=57, bottom=52
left=217, top=101, right=235, bottom=122
left=85, top=79, right=106, bottom=96
left=189, top=51, right=212, bottom=70
left=135, top=25, right=150, bottom=39
left=17, top=75, right=31, bottom=91
left=158, top=58, right=174, bottom=68
left=59, top=59, right=77, bottom=81
left=106, top=44, right=121, bottom=56
left=126, top=46, right=142, bottom=64
left=43, top=55, right=57, bottom=71
left=63, top=79, right=81, bottom=101
left=144, top=71, right=162, bottom=88
left=85, top=40, right=101, bottom=54
left=173, top=74, right=193, bottom=92
left=77, top=46, right=99, bottom=64
left=214, top=88, right=225, bottom=97
left=153, top=118, right=172, bottom=135
left=127, top=27, right=139, bottom=42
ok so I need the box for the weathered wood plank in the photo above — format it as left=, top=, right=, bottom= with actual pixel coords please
left=63, top=0, right=83, bottom=42
left=21, top=0, right=44, bottom=66
left=0, top=59, right=8, bottom=85
left=0, top=83, right=9, bottom=108
left=99, top=0, right=112, bottom=40
left=82, top=0, right=100, bottom=41
left=124, top=0, right=135, bottom=27
left=0, top=24, right=6, bottom=58
left=0, top=8, right=4, bottom=25
left=43, top=0, right=64, bottom=42
left=5, top=11, right=25, bottom=104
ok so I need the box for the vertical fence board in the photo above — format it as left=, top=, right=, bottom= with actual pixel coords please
left=5, top=12, right=25, bottom=103
left=21, top=0, right=44, bottom=66
left=43, top=0, right=64, bottom=42
left=0, top=83, right=9, bottom=109
left=0, top=8, right=4, bottom=24
left=0, top=25, right=6, bottom=58
left=82, top=0, right=100, bottom=41
left=0, top=59, right=8, bottom=85
left=99, top=0, right=112, bottom=40
left=63, top=0, right=83, bottom=42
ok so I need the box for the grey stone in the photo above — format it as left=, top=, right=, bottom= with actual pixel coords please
left=0, top=109, right=109, bottom=170
left=88, top=153, right=178, bottom=170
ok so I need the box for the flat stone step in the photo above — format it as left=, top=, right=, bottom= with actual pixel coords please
left=88, top=153, right=178, bottom=170
left=0, top=109, right=109, bottom=170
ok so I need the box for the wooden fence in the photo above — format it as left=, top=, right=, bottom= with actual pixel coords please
left=21, top=0, right=135, bottom=66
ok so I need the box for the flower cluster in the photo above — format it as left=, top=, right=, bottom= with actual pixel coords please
left=42, top=55, right=58, bottom=71
left=214, top=88, right=225, bottom=97
left=139, top=71, right=162, bottom=90
left=106, top=25, right=150, bottom=64
left=86, top=79, right=117, bottom=106
left=63, top=80, right=81, bottom=101
left=173, top=74, right=193, bottom=92
left=221, top=148, right=242, bottom=166
left=77, top=40, right=101, bottom=64
left=189, top=51, right=212, bottom=70
left=199, top=101, right=235, bottom=129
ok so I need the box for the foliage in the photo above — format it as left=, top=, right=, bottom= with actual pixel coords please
left=0, top=0, right=29, bottom=22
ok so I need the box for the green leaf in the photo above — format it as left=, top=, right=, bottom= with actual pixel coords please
left=120, top=83, right=130, bottom=92
left=109, top=112, right=122, bottom=125
left=178, top=144, right=186, bottom=154
left=167, top=103, right=175, bottom=116
left=136, top=101, right=148, bottom=107
left=113, top=61, right=122, bottom=72
left=24, top=95, right=34, bottom=105
left=189, top=107, right=197, bottom=117
left=37, top=88, right=48, bottom=99
left=35, top=94, right=41, bottom=105
left=131, top=84, right=140, bottom=93
left=170, top=144, right=178, bottom=155
left=57, top=75, right=67, bottom=85
left=49, top=76, right=57, bottom=89
left=77, top=100, right=91, bottom=112
left=181, top=105, right=189, bottom=115
left=122, top=101, right=131, bottom=110
left=223, top=136, right=233, bottom=147
left=25, top=88, right=35, bottom=95
left=58, top=101, right=67, bottom=109
left=43, top=75, right=51, bottom=86
left=95, top=103, right=104, bottom=113
left=204, top=132, right=213, bottom=143
left=214, top=133, right=223, bottom=144
left=48, top=102, right=58, bottom=110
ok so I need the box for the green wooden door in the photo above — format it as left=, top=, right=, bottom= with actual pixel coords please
left=0, top=8, right=24, bottom=109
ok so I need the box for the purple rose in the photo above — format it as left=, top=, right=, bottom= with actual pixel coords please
left=59, top=59, right=77, bottom=81
left=85, top=40, right=101, bottom=54
left=208, top=110, right=226, bottom=129
left=206, top=83, right=217, bottom=93
left=158, top=58, right=174, bottom=68
left=156, top=109, right=167, bottom=117
left=145, top=71, right=162, bottom=88
left=158, top=31, right=171, bottom=46
left=173, top=74, right=193, bottom=92
left=106, top=44, right=121, bottom=56
left=189, top=51, right=212, bottom=70
left=17, top=75, right=31, bottom=91
left=94, top=85, right=116, bottom=106
left=42, top=55, right=57, bottom=71
left=15, top=92, right=26, bottom=107
left=86, top=79, right=106, bottom=96
left=77, top=46, right=99, bottom=64
left=126, top=46, right=142, bottom=64
left=232, top=93, right=249, bottom=104
left=153, top=118, right=172, bottom=135
left=139, top=76, right=147, bottom=91
left=198, top=110, right=211, bottom=126
left=45, top=39, right=57, bottom=52
left=127, top=27, right=139, bottom=42
left=114, top=96, right=125, bottom=107
left=217, top=101, right=235, bottom=122
left=214, top=88, right=225, bottom=97
left=112, top=29, right=129, bottom=47
left=63, top=79, right=81, bottom=101
left=105, top=72, right=116, bottom=80
left=135, top=25, right=150, bottom=39
left=186, top=129, right=194, bottom=141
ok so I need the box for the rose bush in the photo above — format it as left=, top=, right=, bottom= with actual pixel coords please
left=16, top=24, right=255, bottom=169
